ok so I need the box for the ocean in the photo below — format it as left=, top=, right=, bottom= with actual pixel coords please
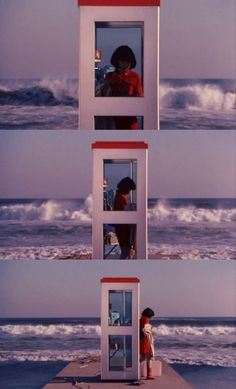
left=0, top=78, right=235, bottom=130
left=0, top=317, right=235, bottom=388
left=0, top=198, right=235, bottom=260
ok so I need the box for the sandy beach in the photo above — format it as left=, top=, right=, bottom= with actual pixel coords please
left=56, top=252, right=182, bottom=260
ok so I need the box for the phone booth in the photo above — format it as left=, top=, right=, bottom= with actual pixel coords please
left=77, top=0, right=161, bottom=130
left=92, top=141, right=148, bottom=259
left=101, top=277, right=140, bottom=381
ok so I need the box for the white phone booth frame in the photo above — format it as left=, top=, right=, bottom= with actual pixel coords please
left=78, top=0, right=160, bottom=130
left=92, top=141, right=148, bottom=259
left=101, top=277, right=140, bottom=381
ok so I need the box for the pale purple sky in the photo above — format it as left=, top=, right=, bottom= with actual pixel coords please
left=0, top=0, right=235, bottom=79
left=0, top=261, right=235, bottom=317
left=0, top=130, right=235, bottom=198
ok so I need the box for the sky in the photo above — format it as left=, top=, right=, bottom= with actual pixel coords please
left=0, top=130, right=235, bottom=198
left=0, top=0, right=235, bottom=79
left=0, top=260, right=235, bottom=318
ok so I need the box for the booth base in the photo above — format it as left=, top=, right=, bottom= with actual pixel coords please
left=42, top=357, right=192, bottom=388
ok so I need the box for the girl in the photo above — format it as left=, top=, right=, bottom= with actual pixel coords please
left=106, top=45, right=143, bottom=130
left=140, top=307, right=155, bottom=379
left=114, top=177, right=136, bottom=259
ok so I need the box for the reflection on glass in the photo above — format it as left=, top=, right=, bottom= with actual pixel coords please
left=109, top=335, right=132, bottom=371
left=104, top=224, right=136, bottom=260
left=126, top=335, right=132, bottom=368
left=95, top=116, right=143, bottom=130
left=103, top=159, right=137, bottom=211
left=109, top=290, right=132, bottom=326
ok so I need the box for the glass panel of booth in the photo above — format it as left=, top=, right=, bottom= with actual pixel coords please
left=95, top=22, right=144, bottom=97
left=103, top=159, right=137, bottom=211
left=94, top=116, right=143, bottom=130
left=95, top=22, right=144, bottom=130
left=108, top=290, right=132, bottom=326
left=103, top=224, right=136, bottom=260
left=109, top=335, right=132, bottom=371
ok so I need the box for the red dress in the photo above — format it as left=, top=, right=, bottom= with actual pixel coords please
left=106, top=69, right=143, bottom=130
left=114, top=191, right=128, bottom=211
left=114, top=191, right=131, bottom=247
left=140, top=316, right=151, bottom=354
left=106, top=69, right=143, bottom=97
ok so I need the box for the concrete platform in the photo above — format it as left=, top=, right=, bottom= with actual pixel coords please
left=42, top=357, right=192, bottom=389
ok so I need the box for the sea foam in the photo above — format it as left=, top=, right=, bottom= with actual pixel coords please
left=0, top=78, right=78, bottom=106
left=0, top=197, right=92, bottom=223
left=155, top=325, right=235, bottom=337
left=0, top=324, right=101, bottom=337
left=160, top=82, right=236, bottom=111
left=148, top=200, right=236, bottom=225
left=1, top=323, right=234, bottom=338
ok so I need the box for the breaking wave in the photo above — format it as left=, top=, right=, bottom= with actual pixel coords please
left=160, top=81, right=235, bottom=111
left=148, top=200, right=236, bottom=225
left=0, top=197, right=92, bottom=223
left=0, top=79, right=78, bottom=106
left=1, top=323, right=234, bottom=338
left=1, top=198, right=235, bottom=225
left=1, top=79, right=234, bottom=111
left=155, top=325, right=235, bottom=337
left=0, top=324, right=101, bottom=337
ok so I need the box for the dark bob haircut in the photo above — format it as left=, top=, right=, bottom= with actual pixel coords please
left=117, top=177, right=136, bottom=194
left=111, top=45, right=137, bottom=69
left=142, top=308, right=155, bottom=318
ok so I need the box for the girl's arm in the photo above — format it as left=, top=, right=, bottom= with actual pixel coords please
left=135, top=73, right=143, bottom=97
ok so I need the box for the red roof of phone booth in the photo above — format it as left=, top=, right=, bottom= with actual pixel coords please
left=101, top=277, right=140, bottom=283
left=92, top=141, right=148, bottom=149
left=78, top=1, right=160, bottom=6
